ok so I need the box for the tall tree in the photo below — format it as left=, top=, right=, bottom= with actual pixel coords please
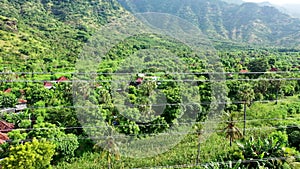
left=237, top=83, right=254, bottom=136
left=247, top=58, right=269, bottom=78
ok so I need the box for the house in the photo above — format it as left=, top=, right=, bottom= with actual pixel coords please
left=0, top=120, right=14, bottom=144
left=0, top=132, right=9, bottom=144
left=15, top=104, right=27, bottom=112
left=270, top=67, right=278, bottom=72
left=95, top=84, right=103, bottom=89
left=0, top=98, right=27, bottom=114
left=0, top=120, right=14, bottom=133
left=240, top=69, right=248, bottom=73
left=136, top=77, right=143, bottom=85
left=44, top=82, right=53, bottom=89
left=4, top=88, right=11, bottom=93
left=0, top=108, right=16, bottom=114
left=57, top=76, right=68, bottom=83
left=18, top=98, right=27, bottom=104
left=131, top=74, right=160, bottom=87
left=16, top=98, right=27, bottom=112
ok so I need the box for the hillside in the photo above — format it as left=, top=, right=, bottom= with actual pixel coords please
left=0, top=0, right=124, bottom=72
left=1, top=0, right=300, bottom=67
left=118, top=0, right=300, bottom=48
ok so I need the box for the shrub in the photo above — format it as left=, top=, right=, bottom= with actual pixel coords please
left=0, top=93, right=17, bottom=108
left=53, top=133, right=79, bottom=162
left=0, top=138, right=55, bottom=169
left=288, top=131, right=300, bottom=150
left=28, top=122, right=79, bottom=162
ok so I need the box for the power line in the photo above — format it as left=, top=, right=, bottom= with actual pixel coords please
left=17, top=98, right=299, bottom=110
left=1, top=77, right=300, bottom=83
left=0, top=71, right=300, bottom=75
left=2, top=122, right=298, bottom=134
left=3, top=126, right=296, bottom=142
left=2, top=125, right=297, bottom=154
left=140, top=155, right=300, bottom=169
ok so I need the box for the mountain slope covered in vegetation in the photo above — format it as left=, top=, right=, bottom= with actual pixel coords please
left=118, top=0, right=300, bottom=48
left=0, top=0, right=124, bottom=72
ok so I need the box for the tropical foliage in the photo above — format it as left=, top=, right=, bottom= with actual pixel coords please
left=0, top=0, right=300, bottom=168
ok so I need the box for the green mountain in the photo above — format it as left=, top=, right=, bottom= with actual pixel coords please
left=118, top=0, right=300, bottom=48
left=1, top=0, right=300, bottom=69
left=0, top=0, right=124, bottom=72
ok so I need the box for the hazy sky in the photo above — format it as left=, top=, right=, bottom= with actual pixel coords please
left=244, top=0, right=300, bottom=5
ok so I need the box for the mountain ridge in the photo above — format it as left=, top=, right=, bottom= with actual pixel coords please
left=0, top=0, right=300, bottom=63
left=118, top=0, right=300, bottom=48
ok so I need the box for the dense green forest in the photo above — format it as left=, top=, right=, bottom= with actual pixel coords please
left=0, top=0, right=300, bottom=168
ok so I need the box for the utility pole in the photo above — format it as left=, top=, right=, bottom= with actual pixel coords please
left=243, top=101, right=246, bottom=136
left=196, top=128, right=203, bottom=165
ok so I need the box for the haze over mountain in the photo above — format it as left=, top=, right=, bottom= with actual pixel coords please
left=281, top=4, right=300, bottom=18
left=118, top=0, right=300, bottom=48
left=222, top=0, right=244, bottom=4
left=224, top=0, right=300, bottom=18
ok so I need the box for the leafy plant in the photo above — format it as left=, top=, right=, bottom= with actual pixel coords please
left=28, top=122, right=79, bottom=162
left=0, top=92, right=17, bottom=108
left=0, top=138, right=55, bottom=169
left=236, top=132, right=288, bottom=168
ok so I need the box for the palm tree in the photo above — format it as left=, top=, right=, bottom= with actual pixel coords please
left=270, top=75, right=284, bottom=104
left=224, top=122, right=243, bottom=146
left=223, top=118, right=243, bottom=147
left=237, top=83, right=254, bottom=136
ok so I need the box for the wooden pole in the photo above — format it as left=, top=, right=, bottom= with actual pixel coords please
left=243, top=102, right=246, bottom=136
left=196, top=135, right=201, bottom=165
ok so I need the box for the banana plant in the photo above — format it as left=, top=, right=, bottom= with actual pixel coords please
left=236, top=135, right=286, bottom=168
left=203, top=159, right=245, bottom=169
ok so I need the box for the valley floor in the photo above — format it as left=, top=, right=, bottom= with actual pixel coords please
left=55, top=95, right=300, bottom=169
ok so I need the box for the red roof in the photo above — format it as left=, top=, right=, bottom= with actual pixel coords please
left=57, top=76, right=68, bottom=82
left=4, top=88, right=12, bottom=93
left=18, top=98, right=27, bottom=104
left=44, top=82, right=53, bottom=89
left=240, top=70, right=248, bottom=73
left=136, top=78, right=143, bottom=84
left=0, top=133, right=9, bottom=144
left=270, top=68, right=278, bottom=72
left=44, top=82, right=52, bottom=87
left=0, top=121, right=14, bottom=133
left=0, top=133, right=9, bottom=140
